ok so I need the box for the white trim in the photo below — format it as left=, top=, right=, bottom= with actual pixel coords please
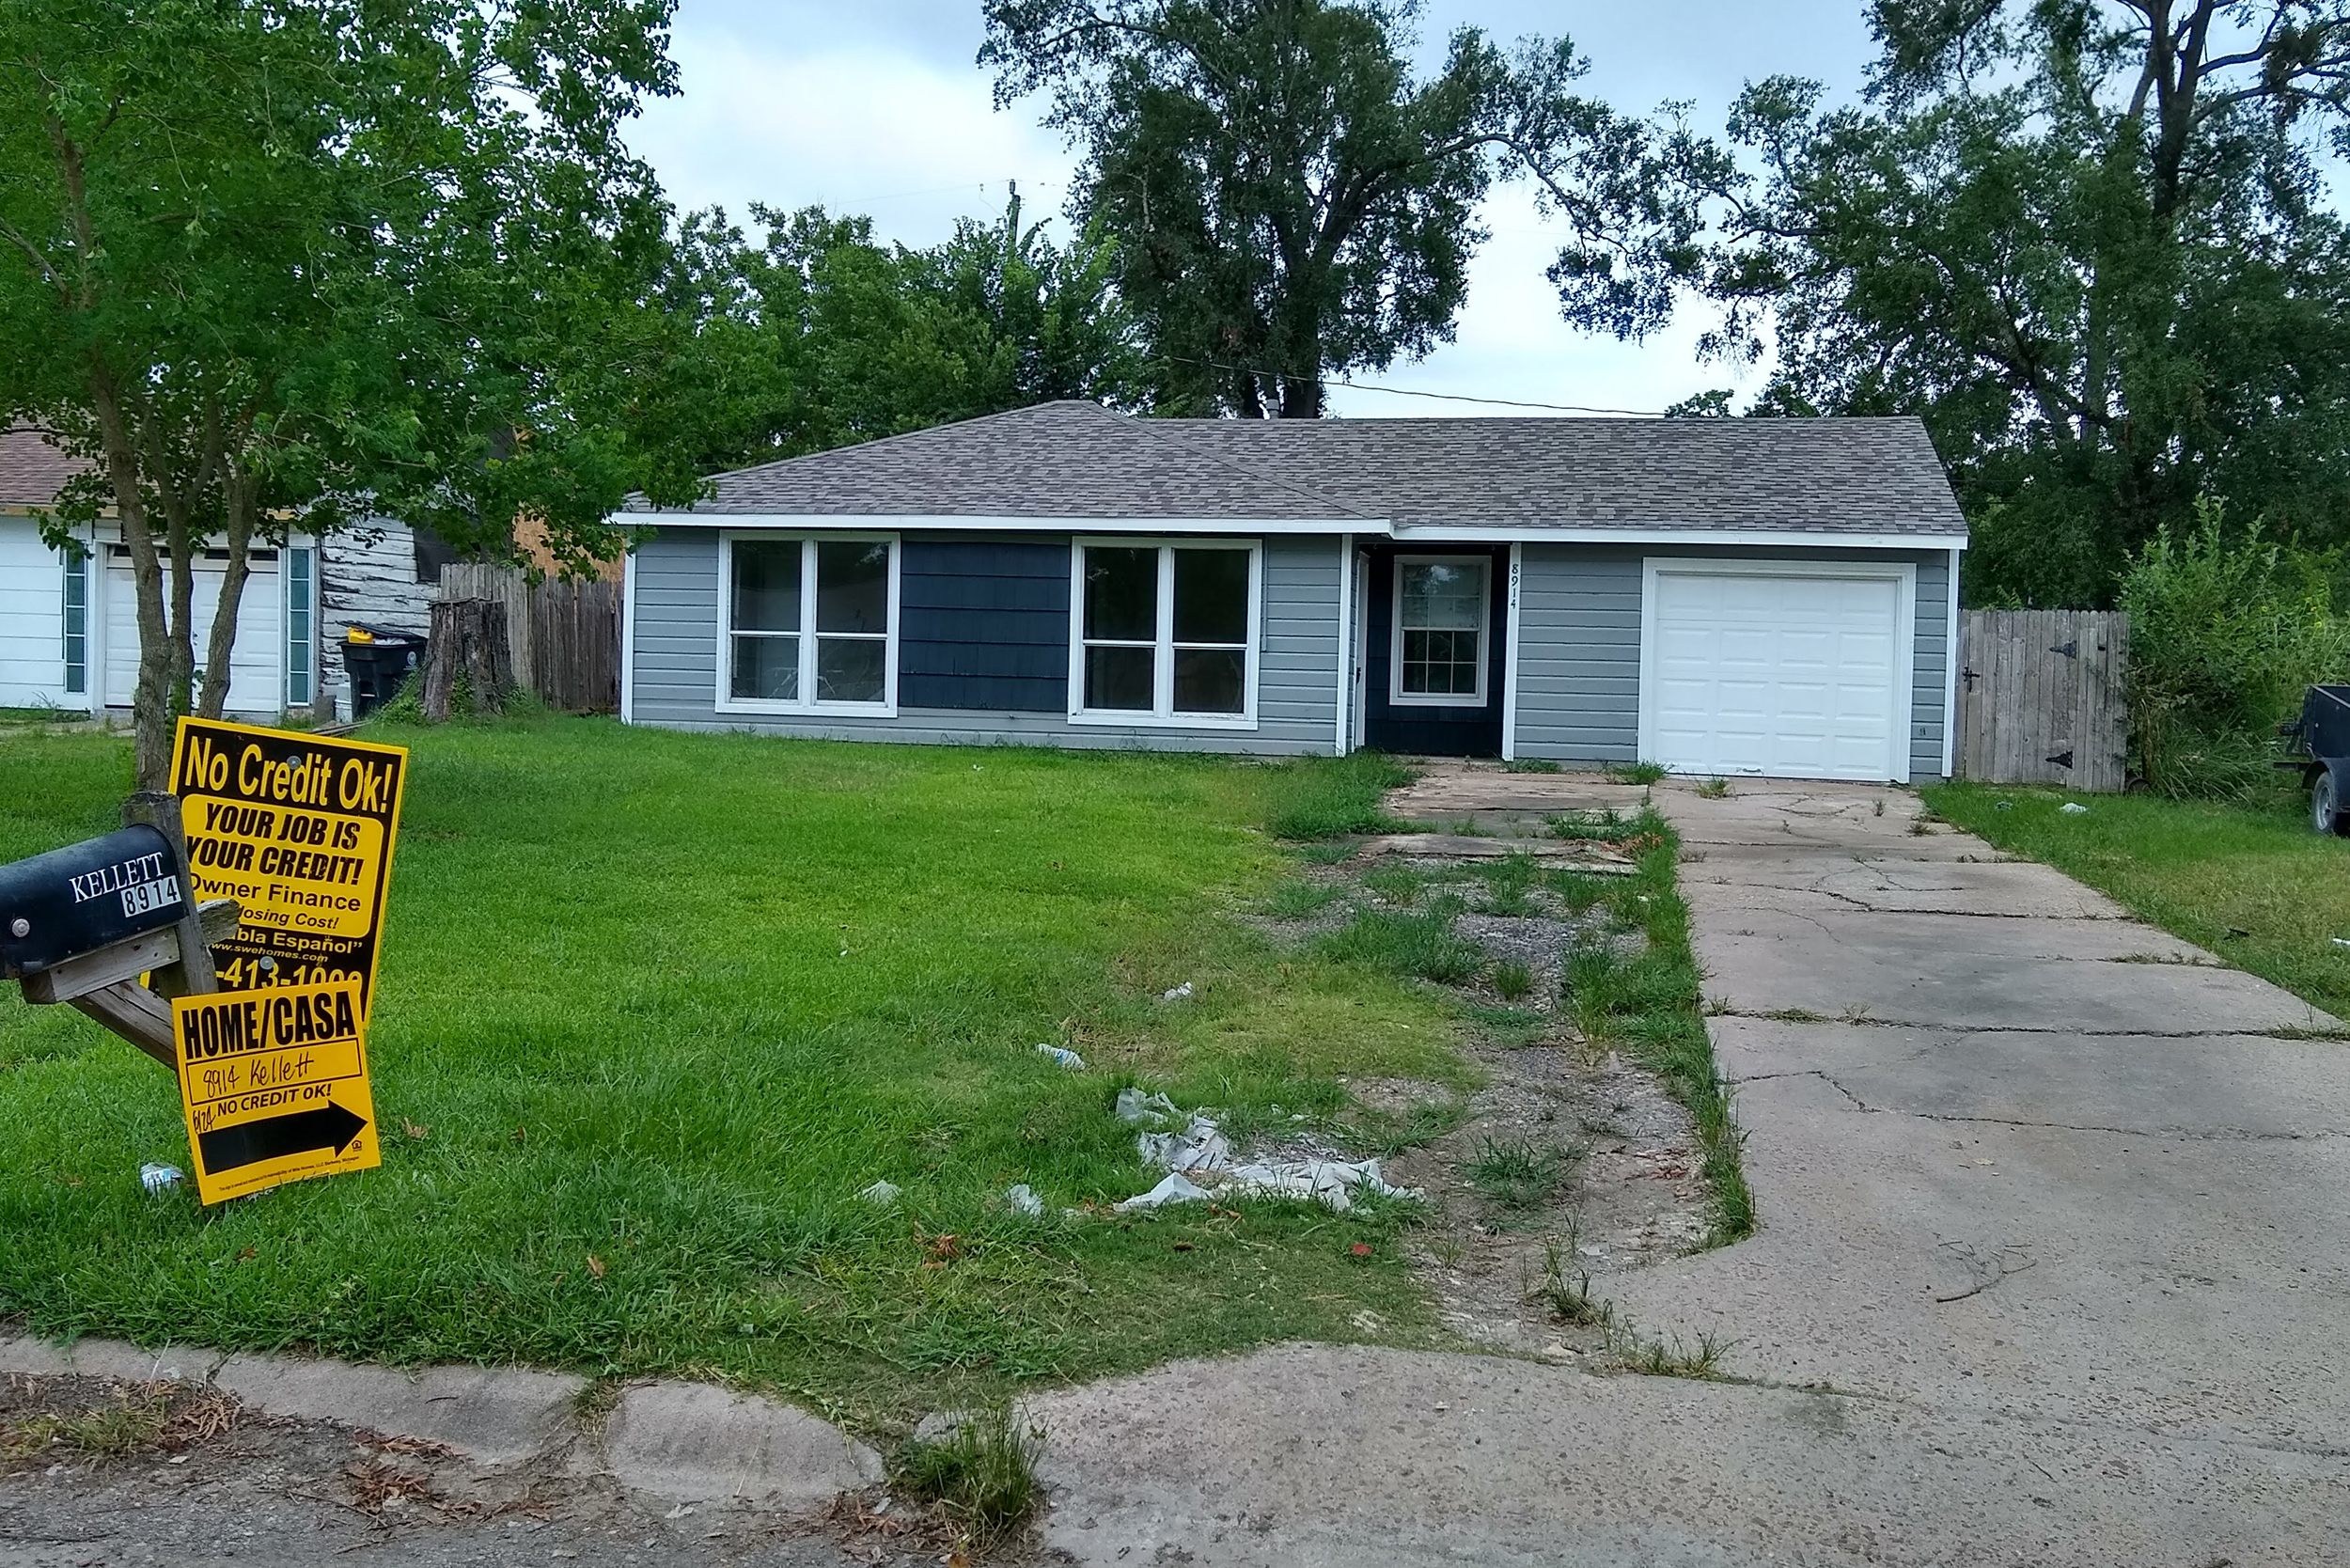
left=713, top=530, right=901, bottom=717
left=619, top=546, right=637, bottom=724
left=1332, top=533, right=1353, bottom=756
left=645, top=512, right=1363, bottom=537
left=1637, top=556, right=1919, bottom=786
left=1066, top=536, right=1261, bottom=729
left=1400, top=525, right=1970, bottom=551
left=1388, top=555, right=1492, bottom=708
left=1501, top=543, right=1522, bottom=761
left=1941, top=545, right=1961, bottom=778
left=626, top=512, right=1968, bottom=554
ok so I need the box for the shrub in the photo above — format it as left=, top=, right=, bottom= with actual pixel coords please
left=2120, top=500, right=2350, bottom=799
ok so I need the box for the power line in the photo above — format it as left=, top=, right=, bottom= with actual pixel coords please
left=1171, top=353, right=1668, bottom=416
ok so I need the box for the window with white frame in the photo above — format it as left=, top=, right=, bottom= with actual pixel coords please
left=61, top=544, right=87, bottom=696
left=724, top=536, right=896, bottom=709
left=285, top=545, right=314, bottom=708
left=1392, top=557, right=1488, bottom=704
left=1074, top=541, right=1256, bottom=721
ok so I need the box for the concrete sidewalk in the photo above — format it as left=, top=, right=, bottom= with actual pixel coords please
left=1024, top=771, right=2350, bottom=1565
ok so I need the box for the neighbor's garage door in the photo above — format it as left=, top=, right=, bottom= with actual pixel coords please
left=1642, top=563, right=1911, bottom=783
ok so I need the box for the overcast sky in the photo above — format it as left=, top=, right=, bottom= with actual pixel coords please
left=625, top=2, right=1884, bottom=417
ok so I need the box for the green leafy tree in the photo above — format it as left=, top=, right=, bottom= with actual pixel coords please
left=1590, top=1, right=2350, bottom=606
left=0, top=0, right=685, bottom=786
left=980, top=0, right=1649, bottom=417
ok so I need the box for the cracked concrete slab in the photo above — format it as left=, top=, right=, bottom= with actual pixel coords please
left=1604, top=1071, right=2350, bottom=1450
left=1026, top=1343, right=2348, bottom=1568
left=1713, top=1015, right=2350, bottom=1138
left=1681, top=850, right=2132, bottom=918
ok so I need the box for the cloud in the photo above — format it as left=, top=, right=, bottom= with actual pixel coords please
left=628, top=20, right=1077, bottom=245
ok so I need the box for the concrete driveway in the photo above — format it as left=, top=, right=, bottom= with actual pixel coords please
left=1028, top=777, right=2350, bottom=1566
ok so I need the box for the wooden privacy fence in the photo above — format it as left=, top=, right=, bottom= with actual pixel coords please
left=437, top=563, right=620, bottom=713
left=1954, top=609, right=2131, bottom=792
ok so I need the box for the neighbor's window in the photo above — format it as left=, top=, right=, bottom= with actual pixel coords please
left=727, top=536, right=895, bottom=708
left=1393, top=557, right=1488, bottom=704
left=285, top=545, right=315, bottom=708
left=61, top=543, right=86, bottom=696
left=1077, top=541, right=1255, bottom=720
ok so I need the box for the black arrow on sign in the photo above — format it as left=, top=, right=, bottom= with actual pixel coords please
left=197, top=1101, right=368, bottom=1174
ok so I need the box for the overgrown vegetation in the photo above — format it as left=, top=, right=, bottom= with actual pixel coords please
left=1560, top=812, right=1754, bottom=1244
left=892, top=1404, right=1043, bottom=1548
left=1320, top=902, right=1487, bottom=986
left=2119, top=504, right=2350, bottom=800
left=1464, top=1136, right=1581, bottom=1211
left=1264, top=750, right=1416, bottom=840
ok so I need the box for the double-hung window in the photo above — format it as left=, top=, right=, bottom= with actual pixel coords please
left=1392, top=557, right=1489, bottom=705
left=1073, top=541, right=1258, bottom=725
left=721, top=534, right=898, bottom=712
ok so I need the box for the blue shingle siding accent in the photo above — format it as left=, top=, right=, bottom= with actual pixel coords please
left=627, top=527, right=1344, bottom=756
left=1513, top=543, right=1950, bottom=778
left=898, top=536, right=1068, bottom=712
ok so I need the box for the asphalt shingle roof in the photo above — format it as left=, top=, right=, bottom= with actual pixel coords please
left=0, top=425, right=90, bottom=510
left=630, top=400, right=1967, bottom=538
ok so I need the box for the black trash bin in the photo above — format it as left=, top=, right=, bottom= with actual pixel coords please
left=340, top=625, right=424, bottom=719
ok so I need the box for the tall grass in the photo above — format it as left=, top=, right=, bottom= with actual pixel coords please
left=1263, top=751, right=1417, bottom=839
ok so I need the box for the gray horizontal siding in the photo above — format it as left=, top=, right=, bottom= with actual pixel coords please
left=1514, top=543, right=1951, bottom=780
left=626, top=528, right=1342, bottom=756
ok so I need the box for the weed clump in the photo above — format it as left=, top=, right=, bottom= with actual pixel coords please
left=893, top=1404, right=1043, bottom=1547
left=1264, top=752, right=1417, bottom=839
left=1465, top=1135, right=1583, bottom=1210
left=1320, top=905, right=1485, bottom=985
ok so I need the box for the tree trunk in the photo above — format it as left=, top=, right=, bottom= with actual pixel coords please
left=420, top=598, right=513, bottom=722
left=197, top=459, right=258, bottom=720
left=86, top=366, right=176, bottom=791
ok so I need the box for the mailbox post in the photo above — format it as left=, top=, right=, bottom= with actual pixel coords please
left=1, top=796, right=240, bottom=1069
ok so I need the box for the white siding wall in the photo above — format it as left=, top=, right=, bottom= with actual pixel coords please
left=0, top=519, right=73, bottom=710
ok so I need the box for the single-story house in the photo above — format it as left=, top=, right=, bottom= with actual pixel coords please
left=0, top=426, right=441, bottom=719
left=617, top=401, right=1967, bottom=782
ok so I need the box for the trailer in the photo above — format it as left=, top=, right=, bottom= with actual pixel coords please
left=2281, top=684, right=2350, bottom=835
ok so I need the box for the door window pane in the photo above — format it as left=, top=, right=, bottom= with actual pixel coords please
left=62, top=546, right=86, bottom=695
left=1398, top=560, right=1485, bottom=698
left=1085, top=645, right=1155, bottom=711
left=1172, top=549, right=1248, bottom=645
left=732, top=541, right=801, bottom=632
left=1084, top=547, right=1156, bottom=641
left=1173, top=647, right=1246, bottom=714
left=731, top=635, right=799, bottom=700
left=816, top=541, right=889, bottom=634
left=816, top=636, right=886, bottom=703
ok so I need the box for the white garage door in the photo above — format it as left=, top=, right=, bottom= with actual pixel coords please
left=102, top=546, right=283, bottom=714
left=1641, top=563, right=1912, bottom=783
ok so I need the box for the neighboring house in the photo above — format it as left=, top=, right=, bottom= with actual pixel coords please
left=0, top=426, right=440, bottom=719
left=617, top=401, right=1967, bottom=782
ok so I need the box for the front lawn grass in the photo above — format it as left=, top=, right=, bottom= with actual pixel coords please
left=0, top=722, right=1471, bottom=1428
left=1926, top=780, right=2350, bottom=1022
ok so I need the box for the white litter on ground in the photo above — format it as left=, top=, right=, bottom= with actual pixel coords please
left=1002, top=1183, right=1044, bottom=1217
left=1161, top=981, right=1194, bottom=1001
left=138, top=1163, right=182, bottom=1194
left=2060, top=802, right=2090, bottom=814
left=1113, top=1101, right=1421, bottom=1213
left=856, top=1180, right=901, bottom=1206
left=1035, top=1043, right=1087, bottom=1069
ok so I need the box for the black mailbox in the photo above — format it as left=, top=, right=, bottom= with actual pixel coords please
left=0, top=825, right=192, bottom=980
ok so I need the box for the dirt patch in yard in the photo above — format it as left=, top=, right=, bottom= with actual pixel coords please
left=1251, top=831, right=1713, bottom=1359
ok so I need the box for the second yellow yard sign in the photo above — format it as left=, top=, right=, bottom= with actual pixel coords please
left=168, top=717, right=407, bottom=1017
left=171, top=978, right=379, bottom=1204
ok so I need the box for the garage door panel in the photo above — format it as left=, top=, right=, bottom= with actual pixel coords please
left=1644, top=567, right=1907, bottom=783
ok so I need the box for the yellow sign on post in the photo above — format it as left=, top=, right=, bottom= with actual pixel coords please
left=168, top=718, right=407, bottom=1017
left=171, top=978, right=379, bottom=1204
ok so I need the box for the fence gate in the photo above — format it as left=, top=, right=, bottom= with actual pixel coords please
left=1954, top=610, right=2130, bottom=792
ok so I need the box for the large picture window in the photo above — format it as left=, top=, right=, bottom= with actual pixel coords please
left=721, top=535, right=897, bottom=711
left=1073, top=541, right=1258, bottom=725
left=1392, top=557, right=1489, bottom=705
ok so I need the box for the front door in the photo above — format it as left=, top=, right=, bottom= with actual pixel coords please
left=1361, top=543, right=1509, bottom=757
